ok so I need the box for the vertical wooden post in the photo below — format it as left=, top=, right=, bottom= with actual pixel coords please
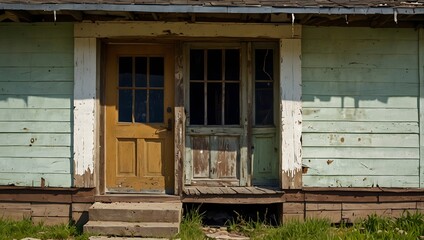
left=419, top=28, right=424, bottom=188
left=74, top=37, right=98, bottom=188
left=175, top=42, right=185, bottom=195
left=279, top=38, right=302, bottom=189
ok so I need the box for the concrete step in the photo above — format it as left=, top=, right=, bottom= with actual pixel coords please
left=84, top=221, right=180, bottom=238
left=89, top=202, right=182, bottom=223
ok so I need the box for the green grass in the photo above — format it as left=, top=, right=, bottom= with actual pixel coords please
left=176, top=206, right=205, bottom=240
left=178, top=209, right=424, bottom=240
left=0, top=218, right=89, bottom=240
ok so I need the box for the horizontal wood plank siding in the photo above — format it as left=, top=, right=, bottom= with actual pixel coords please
left=0, top=23, right=73, bottom=187
left=302, top=27, right=420, bottom=188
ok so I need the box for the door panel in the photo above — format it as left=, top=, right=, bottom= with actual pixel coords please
left=105, top=44, right=174, bottom=193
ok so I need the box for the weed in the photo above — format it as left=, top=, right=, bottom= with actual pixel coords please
left=0, top=218, right=89, bottom=240
left=177, top=206, right=206, bottom=240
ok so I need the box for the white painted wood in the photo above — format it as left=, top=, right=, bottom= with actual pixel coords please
left=419, top=28, right=424, bottom=188
left=280, top=38, right=302, bottom=189
left=73, top=37, right=97, bottom=187
left=75, top=22, right=301, bottom=39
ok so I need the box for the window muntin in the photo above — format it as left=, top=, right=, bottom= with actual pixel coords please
left=254, top=48, right=274, bottom=126
left=189, top=48, right=241, bottom=126
left=118, top=56, right=165, bottom=123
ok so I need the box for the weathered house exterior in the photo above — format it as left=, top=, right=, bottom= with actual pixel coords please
left=0, top=0, right=424, bottom=236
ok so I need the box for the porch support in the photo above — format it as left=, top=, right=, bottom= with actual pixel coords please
left=73, top=37, right=98, bottom=188
left=419, top=28, right=424, bottom=188
left=280, top=38, right=302, bottom=189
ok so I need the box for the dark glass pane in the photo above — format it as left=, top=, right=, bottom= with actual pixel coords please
left=225, top=49, right=240, bottom=81
left=150, top=57, right=164, bottom=87
left=135, top=90, right=147, bottom=123
left=149, top=90, right=164, bottom=123
left=190, top=83, right=204, bottom=125
left=255, top=82, right=273, bottom=125
left=118, top=89, right=132, bottom=122
left=255, top=49, right=274, bottom=81
left=119, top=57, right=133, bottom=87
left=190, top=50, right=204, bottom=80
left=207, top=49, right=222, bottom=81
left=225, top=83, right=240, bottom=125
left=207, top=83, right=222, bottom=125
left=135, top=57, right=147, bottom=87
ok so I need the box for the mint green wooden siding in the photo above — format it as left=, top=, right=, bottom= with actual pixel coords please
left=0, top=23, right=73, bottom=187
left=302, top=27, right=420, bottom=188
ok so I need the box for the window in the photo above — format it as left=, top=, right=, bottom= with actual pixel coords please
left=254, top=48, right=275, bottom=126
left=189, top=48, right=240, bottom=125
left=118, top=56, right=164, bottom=123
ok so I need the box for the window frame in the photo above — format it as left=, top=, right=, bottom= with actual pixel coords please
left=185, top=42, right=243, bottom=127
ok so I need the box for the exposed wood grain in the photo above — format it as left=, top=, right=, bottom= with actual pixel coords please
left=306, top=210, right=342, bottom=222
left=342, top=202, right=416, bottom=210
left=174, top=41, right=185, bottom=195
left=75, top=22, right=301, bottom=39
left=192, top=136, right=210, bottom=178
left=31, top=203, right=70, bottom=217
left=32, top=216, right=70, bottom=226
left=73, top=37, right=97, bottom=188
left=280, top=38, right=302, bottom=189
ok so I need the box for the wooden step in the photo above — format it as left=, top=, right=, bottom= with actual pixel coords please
left=88, top=202, right=182, bottom=223
left=84, top=221, right=179, bottom=238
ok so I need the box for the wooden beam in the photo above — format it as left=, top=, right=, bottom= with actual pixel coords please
left=419, top=28, right=424, bottom=188
left=74, top=38, right=98, bottom=188
left=279, top=38, right=302, bottom=189
left=75, top=21, right=301, bottom=39
left=174, top=42, right=185, bottom=195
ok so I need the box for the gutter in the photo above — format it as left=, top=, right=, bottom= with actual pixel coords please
left=0, top=3, right=423, bottom=15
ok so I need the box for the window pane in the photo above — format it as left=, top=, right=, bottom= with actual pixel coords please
left=255, top=82, right=273, bottom=125
left=207, top=49, right=222, bottom=81
left=119, top=57, right=133, bottom=87
left=150, top=57, right=164, bottom=87
left=190, top=50, right=204, bottom=80
left=149, top=90, right=164, bottom=123
left=225, top=49, right=240, bottom=81
left=225, top=83, right=240, bottom=125
left=255, top=49, right=274, bottom=81
left=190, top=83, right=204, bottom=125
left=207, top=83, right=222, bottom=125
left=135, top=57, right=147, bottom=87
left=135, top=90, right=147, bottom=123
left=119, top=89, right=132, bottom=122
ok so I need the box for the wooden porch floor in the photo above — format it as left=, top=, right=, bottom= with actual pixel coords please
left=183, top=186, right=283, bottom=195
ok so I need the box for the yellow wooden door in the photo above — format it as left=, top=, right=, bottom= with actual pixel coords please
left=105, top=44, right=174, bottom=193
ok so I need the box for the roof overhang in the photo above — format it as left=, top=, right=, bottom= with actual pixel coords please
left=0, top=3, right=424, bottom=15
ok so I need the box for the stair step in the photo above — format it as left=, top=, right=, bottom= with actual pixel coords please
left=89, top=202, right=182, bottom=222
left=84, top=221, right=180, bottom=238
